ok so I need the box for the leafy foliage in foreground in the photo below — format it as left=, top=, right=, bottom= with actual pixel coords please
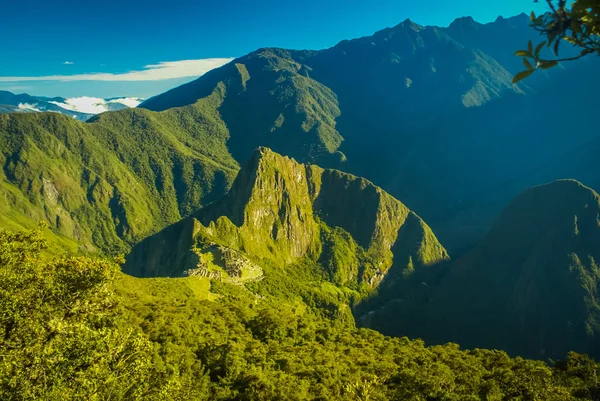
left=4, top=228, right=600, bottom=400
left=0, top=227, right=154, bottom=400
left=513, top=0, right=600, bottom=82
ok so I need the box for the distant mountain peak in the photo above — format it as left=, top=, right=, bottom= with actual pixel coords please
left=513, top=12, right=530, bottom=20
left=396, top=18, right=424, bottom=32
left=452, top=15, right=476, bottom=24
left=493, top=12, right=530, bottom=27
left=448, top=15, right=480, bottom=31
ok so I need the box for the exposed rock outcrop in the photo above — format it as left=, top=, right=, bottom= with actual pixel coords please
left=125, top=148, right=448, bottom=291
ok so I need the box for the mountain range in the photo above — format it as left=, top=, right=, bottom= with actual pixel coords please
left=140, top=13, right=600, bottom=251
left=0, top=90, right=143, bottom=121
left=0, top=12, right=599, bottom=364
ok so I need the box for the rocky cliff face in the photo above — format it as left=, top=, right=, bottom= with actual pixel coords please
left=195, top=148, right=322, bottom=266
left=125, top=148, right=449, bottom=290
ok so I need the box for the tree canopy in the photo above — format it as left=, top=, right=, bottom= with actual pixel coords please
left=3, top=228, right=600, bottom=399
left=0, top=226, right=155, bottom=400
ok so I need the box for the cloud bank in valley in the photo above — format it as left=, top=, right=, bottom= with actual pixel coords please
left=17, top=103, right=42, bottom=112
left=49, top=97, right=144, bottom=114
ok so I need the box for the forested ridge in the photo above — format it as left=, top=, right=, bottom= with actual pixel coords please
left=3, top=226, right=600, bottom=400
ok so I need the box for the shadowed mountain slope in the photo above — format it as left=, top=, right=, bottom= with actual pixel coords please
left=364, top=180, right=600, bottom=359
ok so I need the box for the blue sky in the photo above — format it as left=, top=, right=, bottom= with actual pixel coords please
left=0, top=0, right=547, bottom=99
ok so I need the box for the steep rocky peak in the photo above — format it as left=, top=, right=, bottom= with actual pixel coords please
left=397, top=18, right=424, bottom=32
left=251, top=146, right=292, bottom=166
left=245, top=146, right=278, bottom=173
left=193, top=147, right=321, bottom=265
left=237, top=147, right=313, bottom=202
left=488, top=13, right=531, bottom=30
left=502, top=12, right=531, bottom=25
left=126, top=148, right=449, bottom=287
left=449, top=16, right=477, bottom=27
left=447, top=15, right=482, bottom=37
left=238, top=148, right=408, bottom=249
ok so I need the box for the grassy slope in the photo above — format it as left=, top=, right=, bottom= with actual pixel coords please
left=144, top=50, right=346, bottom=167
left=0, top=86, right=239, bottom=254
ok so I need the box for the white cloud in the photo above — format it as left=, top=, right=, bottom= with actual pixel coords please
left=0, top=58, right=233, bottom=83
left=107, top=97, right=144, bottom=108
left=50, top=97, right=108, bottom=114
left=50, top=96, right=144, bottom=114
left=64, top=61, right=75, bottom=65
left=17, top=103, right=41, bottom=112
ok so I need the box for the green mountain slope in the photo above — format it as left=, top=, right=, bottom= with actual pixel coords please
left=1, top=15, right=598, bottom=255
left=364, top=180, right=600, bottom=359
left=143, top=50, right=345, bottom=166
left=125, top=148, right=448, bottom=296
left=0, top=89, right=238, bottom=254
left=114, top=269, right=600, bottom=401
left=142, top=20, right=522, bottom=166
left=141, top=15, right=600, bottom=251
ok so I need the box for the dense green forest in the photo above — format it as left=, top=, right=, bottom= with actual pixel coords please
left=4, top=226, right=600, bottom=400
